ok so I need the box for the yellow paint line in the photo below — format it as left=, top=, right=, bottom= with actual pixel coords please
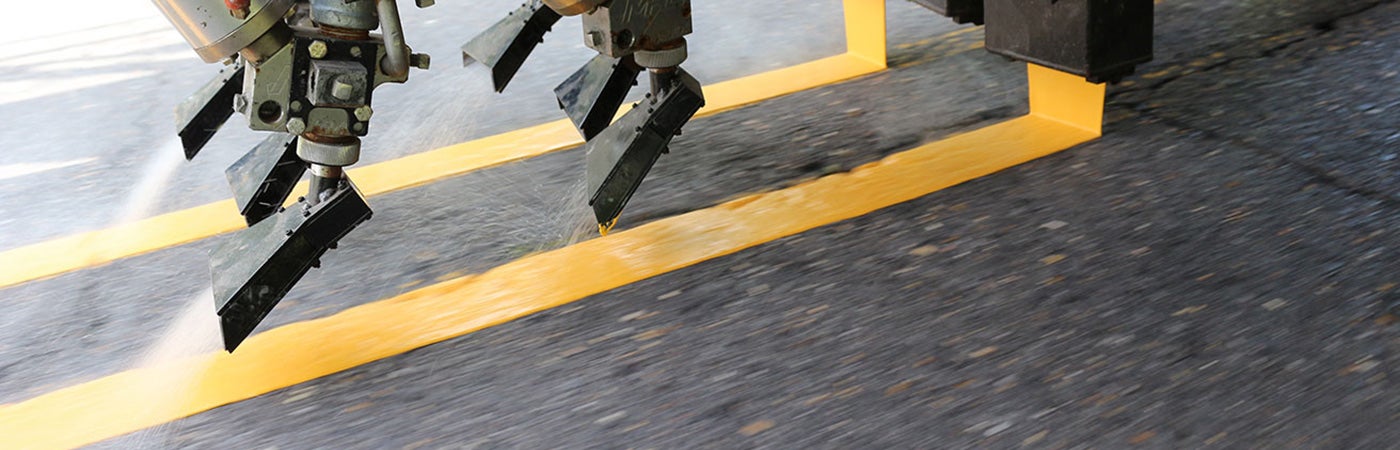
left=0, top=64, right=1103, bottom=449
left=0, top=56, right=884, bottom=291
left=0, top=0, right=887, bottom=292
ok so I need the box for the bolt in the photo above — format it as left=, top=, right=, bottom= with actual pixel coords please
left=331, top=79, right=356, bottom=100
left=308, top=40, right=328, bottom=59
left=354, top=105, right=374, bottom=121
left=289, top=100, right=303, bottom=113
left=352, top=122, right=365, bottom=133
left=349, top=46, right=363, bottom=58
left=410, top=53, right=431, bottom=70
left=286, top=117, right=306, bottom=134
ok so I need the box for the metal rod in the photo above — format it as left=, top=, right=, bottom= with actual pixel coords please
left=307, top=164, right=344, bottom=206
left=648, top=67, right=677, bottom=96
left=377, top=0, right=411, bottom=77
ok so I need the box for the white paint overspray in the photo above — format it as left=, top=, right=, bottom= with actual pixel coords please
left=116, top=139, right=187, bottom=225
left=121, top=288, right=221, bottom=449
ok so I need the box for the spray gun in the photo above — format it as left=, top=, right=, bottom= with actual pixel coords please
left=154, top=0, right=433, bottom=351
left=462, top=0, right=705, bottom=234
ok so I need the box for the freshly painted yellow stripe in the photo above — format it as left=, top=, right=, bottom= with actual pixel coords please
left=0, top=65, right=1104, bottom=449
left=844, top=0, right=887, bottom=66
left=0, top=0, right=888, bottom=291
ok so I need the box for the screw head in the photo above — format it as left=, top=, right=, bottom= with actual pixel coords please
left=289, top=100, right=303, bottom=113
left=354, top=105, right=374, bottom=121
left=308, top=40, right=329, bottom=59
left=349, top=46, right=363, bottom=58
left=286, top=118, right=306, bottom=135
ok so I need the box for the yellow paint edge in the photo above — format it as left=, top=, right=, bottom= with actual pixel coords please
left=0, top=53, right=884, bottom=290
left=0, top=66, right=1105, bottom=449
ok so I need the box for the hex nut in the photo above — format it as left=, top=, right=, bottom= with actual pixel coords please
left=354, top=105, right=374, bottom=121
left=286, top=118, right=307, bottom=135
left=308, top=40, right=329, bottom=59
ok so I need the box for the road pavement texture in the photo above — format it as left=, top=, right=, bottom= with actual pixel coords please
left=3, top=0, right=1398, bottom=448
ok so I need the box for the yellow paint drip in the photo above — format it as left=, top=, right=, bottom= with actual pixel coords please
left=598, top=218, right=618, bottom=237
left=0, top=64, right=1103, bottom=449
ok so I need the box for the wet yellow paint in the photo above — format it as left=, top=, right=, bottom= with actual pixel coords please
left=598, top=218, right=618, bottom=237
left=0, top=64, right=1103, bottom=449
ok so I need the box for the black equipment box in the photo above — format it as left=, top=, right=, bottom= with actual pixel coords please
left=983, top=0, right=1153, bottom=82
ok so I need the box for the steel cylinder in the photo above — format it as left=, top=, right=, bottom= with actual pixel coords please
left=542, top=0, right=606, bottom=16
left=152, top=0, right=296, bottom=63
left=310, top=0, right=380, bottom=30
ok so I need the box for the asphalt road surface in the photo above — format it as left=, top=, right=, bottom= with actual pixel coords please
left=1, top=0, right=1397, bottom=448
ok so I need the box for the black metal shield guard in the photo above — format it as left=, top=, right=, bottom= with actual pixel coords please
left=176, top=62, right=244, bottom=160
left=461, top=0, right=562, bottom=92
left=984, top=0, right=1153, bottom=83
left=554, top=54, right=642, bottom=140
left=225, top=134, right=306, bottom=226
left=211, top=179, right=372, bottom=351
left=585, top=68, right=704, bottom=227
left=911, top=0, right=985, bottom=25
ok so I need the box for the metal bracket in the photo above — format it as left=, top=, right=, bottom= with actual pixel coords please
left=175, top=62, right=245, bottom=160
left=554, top=53, right=642, bottom=139
left=225, top=133, right=307, bottom=226
left=211, top=178, right=372, bottom=351
left=461, top=0, right=562, bottom=92
left=585, top=68, right=704, bottom=228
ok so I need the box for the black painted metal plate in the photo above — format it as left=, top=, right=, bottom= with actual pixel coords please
left=585, top=69, right=704, bottom=226
left=211, top=179, right=372, bottom=351
left=175, top=63, right=244, bottom=160
left=225, top=134, right=306, bottom=226
left=555, top=54, right=642, bottom=140
left=462, top=0, right=562, bottom=92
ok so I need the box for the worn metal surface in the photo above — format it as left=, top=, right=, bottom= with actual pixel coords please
left=542, top=0, right=606, bottom=16
left=211, top=179, right=371, bottom=351
left=585, top=68, right=704, bottom=228
left=309, top=0, right=379, bottom=31
left=175, top=63, right=245, bottom=160
left=554, top=53, right=642, bottom=139
left=461, top=0, right=563, bottom=93
left=242, top=42, right=298, bottom=132
left=151, top=0, right=296, bottom=62
left=581, top=0, right=693, bottom=57
left=224, top=133, right=304, bottom=225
